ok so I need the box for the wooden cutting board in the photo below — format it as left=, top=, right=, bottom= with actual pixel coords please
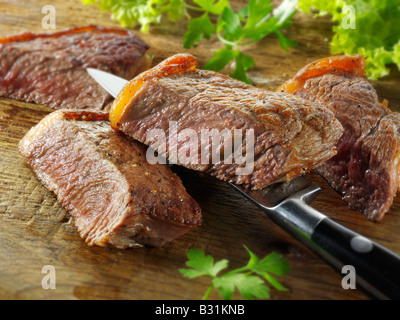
left=1, top=0, right=400, bottom=300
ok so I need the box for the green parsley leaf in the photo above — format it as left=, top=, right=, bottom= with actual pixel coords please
left=231, top=51, right=255, bottom=84
left=204, top=49, right=255, bottom=84
left=275, top=30, right=298, bottom=52
left=183, top=13, right=215, bottom=48
left=247, top=249, right=291, bottom=276
left=83, top=0, right=298, bottom=83
left=204, top=48, right=238, bottom=71
left=242, top=0, right=274, bottom=40
left=219, top=6, right=242, bottom=41
left=179, top=246, right=290, bottom=300
left=274, top=0, right=298, bottom=29
left=243, top=245, right=290, bottom=290
left=213, top=273, right=270, bottom=300
left=210, top=0, right=296, bottom=82
left=193, top=0, right=230, bottom=15
left=261, top=272, right=289, bottom=291
left=179, top=248, right=228, bottom=278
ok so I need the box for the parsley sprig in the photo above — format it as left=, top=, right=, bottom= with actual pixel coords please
left=82, top=0, right=298, bottom=84
left=179, top=246, right=290, bottom=300
left=192, top=0, right=298, bottom=83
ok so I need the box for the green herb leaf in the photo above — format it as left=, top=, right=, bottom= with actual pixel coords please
left=204, top=49, right=255, bottom=84
left=261, top=272, right=289, bottom=291
left=204, top=47, right=238, bottom=71
left=179, top=248, right=228, bottom=278
left=183, top=13, right=215, bottom=48
left=243, top=246, right=290, bottom=290
left=82, top=0, right=297, bottom=83
left=193, top=0, right=230, bottom=15
left=231, top=51, right=255, bottom=84
left=250, top=251, right=291, bottom=276
left=275, top=30, right=297, bottom=52
left=242, top=0, right=274, bottom=40
left=219, top=6, right=242, bottom=41
left=274, top=0, right=298, bottom=28
left=213, top=273, right=270, bottom=300
left=179, top=246, right=290, bottom=300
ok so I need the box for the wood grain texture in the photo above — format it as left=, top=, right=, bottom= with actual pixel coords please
left=0, top=0, right=400, bottom=300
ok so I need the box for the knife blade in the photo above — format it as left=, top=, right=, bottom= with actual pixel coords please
left=87, top=68, right=128, bottom=98
left=87, top=68, right=400, bottom=300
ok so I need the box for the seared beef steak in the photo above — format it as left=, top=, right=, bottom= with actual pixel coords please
left=280, top=55, right=400, bottom=221
left=19, top=110, right=201, bottom=248
left=0, top=25, right=150, bottom=110
left=109, top=54, right=343, bottom=190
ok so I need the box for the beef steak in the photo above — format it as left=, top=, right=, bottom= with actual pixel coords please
left=109, top=53, right=343, bottom=190
left=19, top=109, right=201, bottom=248
left=279, top=54, right=400, bottom=221
left=0, top=25, right=150, bottom=110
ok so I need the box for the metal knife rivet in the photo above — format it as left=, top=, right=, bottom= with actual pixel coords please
left=350, top=236, right=373, bottom=253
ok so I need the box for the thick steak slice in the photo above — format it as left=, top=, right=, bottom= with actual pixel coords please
left=0, top=25, right=150, bottom=110
left=19, top=110, right=201, bottom=248
left=109, top=53, right=343, bottom=190
left=279, top=55, right=400, bottom=221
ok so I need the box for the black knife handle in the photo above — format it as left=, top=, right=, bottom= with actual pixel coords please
left=238, top=183, right=400, bottom=300
left=311, top=217, right=400, bottom=300
left=268, top=197, right=400, bottom=300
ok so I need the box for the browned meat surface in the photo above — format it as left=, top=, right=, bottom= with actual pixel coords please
left=109, top=54, right=343, bottom=190
left=0, top=25, right=150, bottom=110
left=19, top=110, right=201, bottom=248
left=279, top=55, right=400, bottom=221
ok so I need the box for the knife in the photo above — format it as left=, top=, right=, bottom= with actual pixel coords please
left=87, top=67, right=400, bottom=300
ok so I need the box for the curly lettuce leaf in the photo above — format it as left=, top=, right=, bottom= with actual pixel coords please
left=82, top=0, right=186, bottom=33
left=298, top=0, right=400, bottom=80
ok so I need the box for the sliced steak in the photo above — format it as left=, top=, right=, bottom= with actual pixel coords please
left=0, top=25, right=150, bottom=110
left=19, top=109, right=201, bottom=248
left=279, top=54, right=400, bottom=221
left=109, top=53, right=343, bottom=190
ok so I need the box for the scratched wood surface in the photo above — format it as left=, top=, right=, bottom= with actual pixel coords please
left=1, top=0, right=400, bottom=300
